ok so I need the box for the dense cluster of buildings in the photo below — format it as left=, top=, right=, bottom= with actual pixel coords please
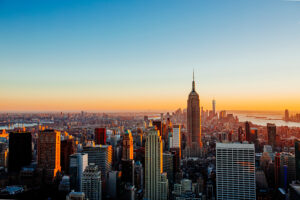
left=0, top=75, right=299, bottom=199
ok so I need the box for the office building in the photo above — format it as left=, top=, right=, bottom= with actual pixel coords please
left=107, top=171, right=121, bottom=199
left=121, top=159, right=134, bottom=185
left=186, top=71, right=202, bottom=157
left=295, top=140, right=300, bottom=181
left=69, top=153, right=88, bottom=191
left=61, top=137, right=75, bottom=173
left=37, top=129, right=61, bottom=183
left=216, top=143, right=256, bottom=200
left=152, top=120, right=162, bottom=136
left=122, top=130, right=133, bottom=160
left=170, top=125, right=181, bottom=149
left=163, top=152, right=174, bottom=184
left=95, top=128, right=106, bottom=145
left=285, top=109, right=289, bottom=121
left=280, top=152, right=296, bottom=187
left=212, top=99, right=216, bottom=115
left=145, top=129, right=169, bottom=200
left=245, top=121, right=250, bottom=142
left=82, top=145, right=112, bottom=179
left=81, top=163, right=102, bottom=200
left=8, top=131, right=32, bottom=173
left=267, top=123, right=276, bottom=149
left=66, top=191, right=86, bottom=200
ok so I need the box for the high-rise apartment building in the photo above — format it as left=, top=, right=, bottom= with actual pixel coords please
left=145, top=129, right=169, bottom=200
left=8, top=131, right=32, bottom=173
left=82, top=145, right=112, bottom=179
left=37, top=129, right=61, bottom=183
left=69, top=153, right=88, bottom=191
left=94, top=128, right=106, bottom=145
left=122, top=130, right=133, bottom=160
left=186, top=72, right=202, bottom=156
left=216, top=143, right=256, bottom=200
left=81, top=163, right=102, bottom=200
left=267, top=123, right=276, bottom=149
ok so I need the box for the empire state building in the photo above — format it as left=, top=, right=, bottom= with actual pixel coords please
left=186, top=72, right=202, bottom=157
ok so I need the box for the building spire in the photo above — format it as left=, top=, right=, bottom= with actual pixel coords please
left=192, top=69, right=195, bottom=91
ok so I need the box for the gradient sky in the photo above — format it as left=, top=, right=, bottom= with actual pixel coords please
left=1, top=0, right=300, bottom=112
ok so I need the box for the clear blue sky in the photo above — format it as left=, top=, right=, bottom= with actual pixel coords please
left=1, top=0, right=300, bottom=111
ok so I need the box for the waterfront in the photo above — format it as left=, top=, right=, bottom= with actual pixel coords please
left=232, top=112, right=300, bottom=128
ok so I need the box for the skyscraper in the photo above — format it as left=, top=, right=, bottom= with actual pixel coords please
left=8, top=131, right=32, bottom=173
left=94, top=128, right=106, bottom=145
left=145, top=129, right=168, bottom=200
left=81, top=163, right=102, bottom=200
left=37, top=129, right=61, bottom=184
left=216, top=143, right=256, bottom=200
left=295, top=140, right=300, bottom=182
left=121, top=130, right=135, bottom=185
left=170, top=125, right=181, bottom=149
left=245, top=121, right=250, bottom=142
left=122, top=130, right=133, bottom=160
left=61, top=136, right=75, bottom=173
left=267, top=123, right=276, bottom=149
left=212, top=98, right=216, bottom=115
left=69, top=153, right=88, bottom=191
left=186, top=71, right=202, bottom=156
left=82, top=145, right=113, bottom=179
left=285, top=109, right=289, bottom=121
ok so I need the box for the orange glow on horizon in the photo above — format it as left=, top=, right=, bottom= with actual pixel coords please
left=0, top=94, right=300, bottom=112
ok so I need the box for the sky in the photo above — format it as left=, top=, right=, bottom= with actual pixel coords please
left=0, top=0, right=300, bottom=112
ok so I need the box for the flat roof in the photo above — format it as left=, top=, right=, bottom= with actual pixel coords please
left=216, top=143, right=255, bottom=149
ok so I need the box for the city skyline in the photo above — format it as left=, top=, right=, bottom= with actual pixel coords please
left=1, top=0, right=300, bottom=112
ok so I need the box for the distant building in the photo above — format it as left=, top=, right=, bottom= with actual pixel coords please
left=216, top=143, right=256, bottom=200
left=69, top=153, right=88, bottom=191
left=245, top=121, right=250, bottom=142
left=81, top=164, right=102, bottom=200
left=94, top=128, right=106, bottom=145
left=37, top=129, right=61, bottom=184
left=267, top=123, right=276, bottom=149
left=212, top=99, right=216, bottom=115
left=8, top=131, right=32, bottom=173
left=285, top=109, right=289, bottom=121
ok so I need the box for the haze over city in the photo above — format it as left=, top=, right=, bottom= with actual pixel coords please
left=1, top=0, right=300, bottom=112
